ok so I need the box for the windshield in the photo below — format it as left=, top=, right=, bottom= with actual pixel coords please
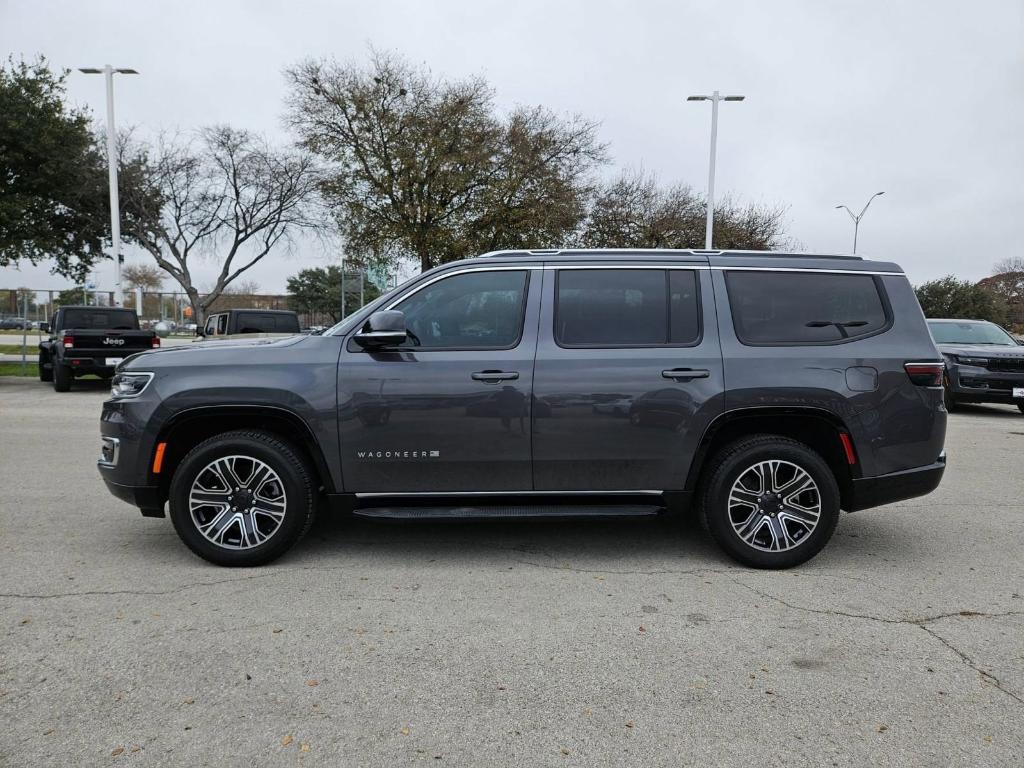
left=928, top=320, right=1016, bottom=346
left=61, top=309, right=138, bottom=330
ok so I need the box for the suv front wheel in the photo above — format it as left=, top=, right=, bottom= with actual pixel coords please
left=169, top=430, right=316, bottom=566
left=701, top=435, right=841, bottom=569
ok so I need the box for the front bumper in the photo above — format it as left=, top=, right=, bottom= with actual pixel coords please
left=98, top=390, right=165, bottom=516
left=845, top=453, right=946, bottom=511
left=101, top=479, right=166, bottom=517
left=947, top=364, right=1024, bottom=404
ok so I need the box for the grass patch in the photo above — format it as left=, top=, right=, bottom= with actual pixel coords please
left=0, top=362, right=36, bottom=377
left=0, top=344, right=38, bottom=355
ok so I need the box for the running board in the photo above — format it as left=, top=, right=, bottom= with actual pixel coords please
left=353, top=504, right=663, bottom=520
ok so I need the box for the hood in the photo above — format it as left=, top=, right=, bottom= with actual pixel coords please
left=121, top=334, right=309, bottom=369
left=937, top=342, right=1024, bottom=358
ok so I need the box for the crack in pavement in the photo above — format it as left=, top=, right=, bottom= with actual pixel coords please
left=919, top=624, right=1024, bottom=707
left=730, top=577, right=1024, bottom=708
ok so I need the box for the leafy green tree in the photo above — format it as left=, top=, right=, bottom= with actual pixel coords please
left=56, top=287, right=89, bottom=306
left=0, top=57, right=153, bottom=280
left=286, top=265, right=380, bottom=321
left=915, top=276, right=1008, bottom=324
left=286, top=50, right=606, bottom=273
left=0, top=57, right=106, bottom=279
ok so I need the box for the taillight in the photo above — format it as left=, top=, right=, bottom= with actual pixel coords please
left=62, top=334, right=73, bottom=349
left=905, top=362, right=944, bottom=387
left=151, top=336, right=161, bottom=348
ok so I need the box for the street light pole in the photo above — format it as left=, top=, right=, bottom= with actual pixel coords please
left=688, top=91, right=745, bottom=249
left=835, top=191, right=885, bottom=253
left=78, top=66, right=138, bottom=307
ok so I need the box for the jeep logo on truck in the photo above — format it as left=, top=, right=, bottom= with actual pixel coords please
left=103, top=337, right=126, bottom=346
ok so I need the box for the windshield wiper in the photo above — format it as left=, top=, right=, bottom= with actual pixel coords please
left=806, top=320, right=868, bottom=339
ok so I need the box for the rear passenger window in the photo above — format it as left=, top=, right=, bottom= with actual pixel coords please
left=556, top=269, right=701, bottom=347
left=726, top=271, right=889, bottom=344
left=237, top=313, right=276, bottom=333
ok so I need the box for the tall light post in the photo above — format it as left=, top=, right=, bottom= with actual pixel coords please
left=78, top=66, right=138, bottom=306
left=835, top=191, right=885, bottom=253
left=688, top=91, right=745, bottom=249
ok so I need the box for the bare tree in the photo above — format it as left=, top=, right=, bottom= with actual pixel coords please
left=286, top=50, right=606, bottom=273
left=121, top=263, right=164, bottom=291
left=578, top=169, right=788, bottom=250
left=120, top=126, right=321, bottom=324
left=993, top=256, right=1024, bottom=275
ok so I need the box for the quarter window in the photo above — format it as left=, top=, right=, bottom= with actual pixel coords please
left=394, top=270, right=529, bottom=350
left=555, top=269, right=701, bottom=347
left=726, top=271, right=889, bottom=344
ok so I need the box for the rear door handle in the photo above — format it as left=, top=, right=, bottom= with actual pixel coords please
left=472, top=370, right=520, bottom=383
left=662, top=368, right=710, bottom=381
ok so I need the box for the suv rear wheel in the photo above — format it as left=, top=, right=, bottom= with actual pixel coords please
left=700, top=435, right=840, bottom=569
left=169, top=430, right=316, bottom=566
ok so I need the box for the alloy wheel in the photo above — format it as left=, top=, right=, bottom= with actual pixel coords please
left=728, top=460, right=821, bottom=552
left=188, top=455, right=287, bottom=550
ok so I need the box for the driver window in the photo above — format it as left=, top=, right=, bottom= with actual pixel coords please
left=394, top=270, right=529, bottom=350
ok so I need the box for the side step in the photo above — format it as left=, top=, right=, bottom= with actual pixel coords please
left=353, top=504, right=663, bottom=520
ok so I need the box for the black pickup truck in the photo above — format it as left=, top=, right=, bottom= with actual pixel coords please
left=39, top=306, right=158, bottom=392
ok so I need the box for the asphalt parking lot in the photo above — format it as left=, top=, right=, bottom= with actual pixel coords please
left=1, top=377, right=1022, bottom=767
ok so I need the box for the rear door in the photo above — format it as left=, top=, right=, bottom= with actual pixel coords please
left=532, top=261, right=724, bottom=491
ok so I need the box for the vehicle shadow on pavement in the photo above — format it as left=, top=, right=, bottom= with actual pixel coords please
left=951, top=403, right=1023, bottom=418
left=297, top=512, right=725, bottom=566
left=280, top=509, right=913, bottom=570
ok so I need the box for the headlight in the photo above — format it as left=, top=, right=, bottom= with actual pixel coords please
left=111, top=372, right=154, bottom=398
left=956, top=356, right=989, bottom=367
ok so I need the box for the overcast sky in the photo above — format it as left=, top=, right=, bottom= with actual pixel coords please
left=2, top=0, right=1022, bottom=296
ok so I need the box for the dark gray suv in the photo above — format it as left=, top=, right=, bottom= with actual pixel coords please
left=927, top=318, right=1024, bottom=413
left=98, top=250, right=947, bottom=569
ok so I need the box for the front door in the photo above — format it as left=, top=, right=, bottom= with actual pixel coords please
left=338, top=266, right=541, bottom=493
left=532, top=264, right=724, bottom=491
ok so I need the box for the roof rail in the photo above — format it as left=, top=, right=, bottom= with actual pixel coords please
left=477, top=248, right=863, bottom=261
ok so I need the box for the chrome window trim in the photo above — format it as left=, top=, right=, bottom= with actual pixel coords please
left=369, top=264, right=902, bottom=317
left=384, top=266, right=539, bottom=311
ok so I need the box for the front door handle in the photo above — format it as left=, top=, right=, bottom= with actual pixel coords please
left=662, top=368, right=710, bottom=381
left=472, top=370, right=520, bottom=383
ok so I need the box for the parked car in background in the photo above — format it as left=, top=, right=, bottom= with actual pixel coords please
left=0, top=317, right=30, bottom=330
left=928, top=318, right=1024, bottom=413
left=196, top=309, right=301, bottom=341
left=98, top=249, right=947, bottom=570
left=39, top=306, right=158, bottom=392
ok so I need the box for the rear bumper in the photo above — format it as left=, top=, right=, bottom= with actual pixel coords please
left=101, top=478, right=166, bottom=517
left=845, top=453, right=946, bottom=512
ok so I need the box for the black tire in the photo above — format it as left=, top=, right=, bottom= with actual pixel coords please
left=700, top=434, right=841, bottom=569
left=943, top=382, right=957, bottom=413
left=1017, top=403, right=1024, bottom=415
left=52, top=363, right=71, bottom=392
left=168, top=430, right=316, bottom=566
left=38, top=355, right=53, bottom=382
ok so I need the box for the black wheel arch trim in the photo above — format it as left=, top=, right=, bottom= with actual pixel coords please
left=152, top=404, right=337, bottom=494
left=684, top=405, right=860, bottom=495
